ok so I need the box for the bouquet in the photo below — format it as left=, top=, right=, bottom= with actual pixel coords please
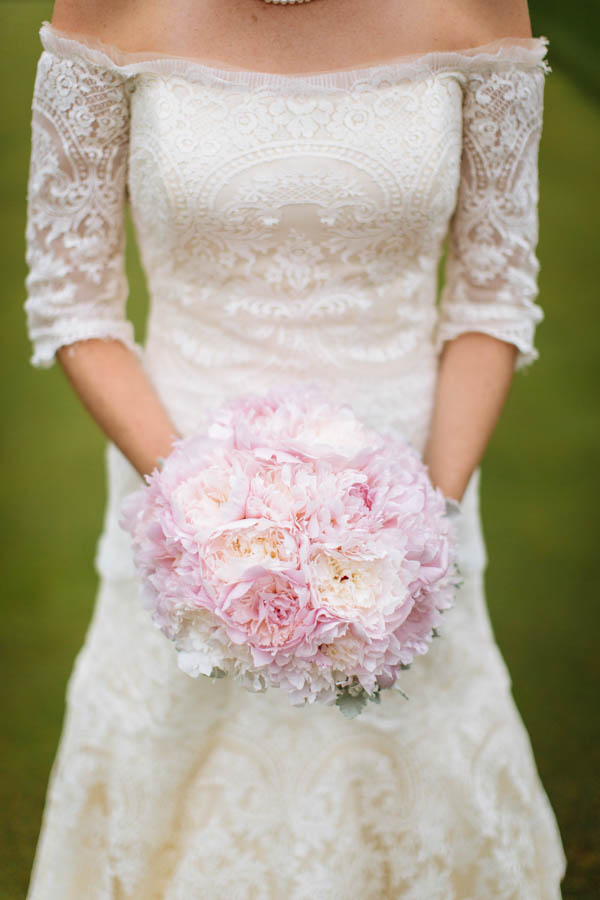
left=120, top=382, right=462, bottom=718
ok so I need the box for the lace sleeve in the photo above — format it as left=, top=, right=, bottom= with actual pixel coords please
left=433, top=62, right=548, bottom=372
left=24, top=48, right=139, bottom=368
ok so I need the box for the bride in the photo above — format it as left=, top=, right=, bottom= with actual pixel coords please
left=25, top=0, right=566, bottom=896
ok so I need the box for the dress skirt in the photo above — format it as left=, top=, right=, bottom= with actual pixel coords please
left=27, top=445, right=567, bottom=900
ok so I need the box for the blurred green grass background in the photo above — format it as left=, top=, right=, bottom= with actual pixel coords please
left=1, top=3, right=599, bottom=898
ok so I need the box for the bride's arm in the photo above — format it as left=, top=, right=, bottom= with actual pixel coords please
left=423, top=334, right=517, bottom=503
left=25, top=35, right=179, bottom=478
left=424, top=34, right=548, bottom=503
left=57, top=340, right=179, bottom=477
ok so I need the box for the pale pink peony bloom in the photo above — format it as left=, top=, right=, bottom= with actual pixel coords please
left=120, top=381, right=461, bottom=717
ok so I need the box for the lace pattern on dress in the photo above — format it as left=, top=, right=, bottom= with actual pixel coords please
left=25, top=25, right=549, bottom=376
left=39, top=22, right=550, bottom=92
left=24, top=49, right=140, bottom=367
left=433, top=65, right=546, bottom=371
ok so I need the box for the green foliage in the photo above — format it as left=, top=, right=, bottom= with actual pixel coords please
left=530, top=0, right=600, bottom=100
left=1, top=3, right=598, bottom=897
left=335, top=682, right=382, bottom=719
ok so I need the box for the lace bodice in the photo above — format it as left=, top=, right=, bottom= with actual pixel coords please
left=24, top=23, right=549, bottom=460
left=26, top=24, right=548, bottom=395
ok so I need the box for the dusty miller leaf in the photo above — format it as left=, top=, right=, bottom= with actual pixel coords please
left=336, top=690, right=368, bottom=718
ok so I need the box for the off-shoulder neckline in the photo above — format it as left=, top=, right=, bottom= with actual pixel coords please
left=39, top=21, right=550, bottom=91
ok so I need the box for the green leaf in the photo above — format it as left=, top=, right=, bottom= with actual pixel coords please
left=336, top=690, right=368, bottom=718
left=209, top=666, right=228, bottom=679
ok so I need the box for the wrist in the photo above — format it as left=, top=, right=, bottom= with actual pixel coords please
left=135, top=430, right=180, bottom=479
left=424, top=467, right=468, bottom=505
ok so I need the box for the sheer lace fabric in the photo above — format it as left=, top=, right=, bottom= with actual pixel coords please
left=25, top=42, right=138, bottom=367
left=25, top=23, right=565, bottom=899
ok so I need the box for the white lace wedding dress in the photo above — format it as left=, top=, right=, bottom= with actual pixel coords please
left=24, top=21, right=566, bottom=899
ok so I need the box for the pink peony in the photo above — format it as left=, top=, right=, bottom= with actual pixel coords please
left=120, top=381, right=462, bottom=717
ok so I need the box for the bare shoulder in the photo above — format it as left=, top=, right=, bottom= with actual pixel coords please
left=52, top=0, right=115, bottom=32
left=446, top=0, right=533, bottom=46
left=50, top=0, right=158, bottom=44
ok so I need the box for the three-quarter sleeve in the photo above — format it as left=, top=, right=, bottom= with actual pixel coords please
left=24, top=47, right=140, bottom=368
left=434, top=58, right=548, bottom=372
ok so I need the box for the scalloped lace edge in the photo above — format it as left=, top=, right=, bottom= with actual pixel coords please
left=39, top=21, right=550, bottom=90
